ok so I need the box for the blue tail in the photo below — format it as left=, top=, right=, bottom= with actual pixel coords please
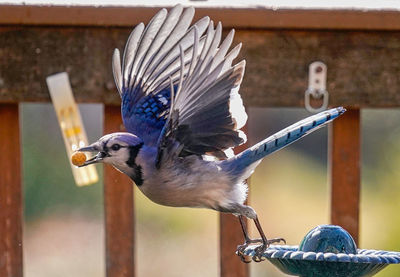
left=222, top=107, right=346, bottom=180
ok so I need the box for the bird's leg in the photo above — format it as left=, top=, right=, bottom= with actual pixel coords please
left=232, top=204, right=285, bottom=262
left=252, top=216, right=286, bottom=262
left=236, top=215, right=262, bottom=263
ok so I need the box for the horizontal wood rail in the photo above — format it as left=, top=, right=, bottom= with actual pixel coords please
left=1, top=5, right=400, bottom=30
left=1, top=27, right=400, bottom=107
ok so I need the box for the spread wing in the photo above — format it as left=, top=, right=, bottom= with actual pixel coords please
left=156, top=21, right=248, bottom=166
left=112, top=5, right=211, bottom=146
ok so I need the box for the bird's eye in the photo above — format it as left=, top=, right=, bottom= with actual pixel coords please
left=111, top=144, right=121, bottom=151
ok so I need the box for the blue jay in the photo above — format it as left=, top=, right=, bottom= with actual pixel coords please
left=78, top=5, right=345, bottom=262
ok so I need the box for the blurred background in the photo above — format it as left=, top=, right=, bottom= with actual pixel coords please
left=22, top=104, right=400, bottom=277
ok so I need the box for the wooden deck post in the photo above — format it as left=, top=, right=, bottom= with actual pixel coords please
left=220, top=125, right=249, bottom=277
left=104, top=105, right=135, bottom=277
left=220, top=213, right=249, bottom=277
left=329, top=108, right=361, bottom=243
left=0, top=103, right=23, bottom=277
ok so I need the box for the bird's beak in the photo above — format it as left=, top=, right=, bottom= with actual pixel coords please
left=78, top=143, right=107, bottom=167
left=78, top=144, right=98, bottom=153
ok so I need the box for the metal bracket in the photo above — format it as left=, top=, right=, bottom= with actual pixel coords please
left=305, top=61, right=329, bottom=113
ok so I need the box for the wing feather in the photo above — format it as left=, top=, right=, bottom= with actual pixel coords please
left=129, top=9, right=168, bottom=90
left=210, top=29, right=234, bottom=72
left=135, top=6, right=184, bottom=89
left=157, top=26, right=247, bottom=160
left=114, top=5, right=247, bottom=154
left=145, top=17, right=210, bottom=94
left=141, top=7, right=195, bottom=87
left=122, top=23, right=145, bottom=89
left=112, top=48, right=122, bottom=96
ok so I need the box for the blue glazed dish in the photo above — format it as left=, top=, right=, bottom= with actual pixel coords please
left=242, top=225, right=400, bottom=277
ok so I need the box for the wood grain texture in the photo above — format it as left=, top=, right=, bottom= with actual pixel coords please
left=1, top=5, right=400, bottom=30
left=329, top=108, right=360, bottom=243
left=104, top=105, right=135, bottom=277
left=0, top=103, right=23, bottom=277
left=220, top=124, right=249, bottom=277
left=1, top=27, right=400, bottom=108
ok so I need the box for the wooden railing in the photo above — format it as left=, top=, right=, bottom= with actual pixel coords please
left=1, top=4, right=400, bottom=277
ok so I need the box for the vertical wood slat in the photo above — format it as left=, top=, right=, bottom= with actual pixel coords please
left=0, top=103, right=23, bottom=277
left=219, top=214, right=249, bottom=277
left=220, top=125, right=249, bottom=277
left=104, top=105, right=135, bottom=277
left=329, top=108, right=361, bottom=243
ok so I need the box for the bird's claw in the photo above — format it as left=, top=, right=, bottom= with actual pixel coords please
left=237, top=238, right=264, bottom=263
left=237, top=237, right=286, bottom=263
left=239, top=253, right=252, bottom=263
left=236, top=244, right=246, bottom=256
left=252, top=237, right=286, bottom=262
left=236, top=240, right=260, bottom=263
left=252, top=244, right=266, bottom=262
left=267, top=237, right=286, bottom=245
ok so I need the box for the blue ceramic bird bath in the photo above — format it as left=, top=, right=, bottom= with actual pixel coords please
left=242, top=225, right=400, bottom=277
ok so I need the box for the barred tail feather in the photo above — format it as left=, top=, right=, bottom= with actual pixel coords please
left=223, top=107, right=346, bottom=181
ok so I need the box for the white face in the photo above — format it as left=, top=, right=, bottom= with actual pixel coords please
left=79, top=132, right=143, bottom=170
left=100, top=136, right=131, bottom=166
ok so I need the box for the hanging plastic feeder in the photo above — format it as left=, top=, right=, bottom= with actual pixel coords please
left=242, top=225, right=400, bottom=277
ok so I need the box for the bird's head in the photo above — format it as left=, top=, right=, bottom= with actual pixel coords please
left=78, top=132, right=144, bottom=169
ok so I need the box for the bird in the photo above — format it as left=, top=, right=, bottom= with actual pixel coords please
left=77, top=4, right=346, bottom=262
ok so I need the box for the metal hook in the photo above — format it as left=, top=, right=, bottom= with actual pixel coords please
left=305, top=61, right=329, bottom=113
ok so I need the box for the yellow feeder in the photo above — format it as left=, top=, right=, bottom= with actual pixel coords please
left=46, top=72, right=98, bottom=186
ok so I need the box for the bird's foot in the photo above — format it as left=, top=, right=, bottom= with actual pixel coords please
left=252, top=237, right=286, bottom=263
left=236, top=238, right=263, bottom=263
